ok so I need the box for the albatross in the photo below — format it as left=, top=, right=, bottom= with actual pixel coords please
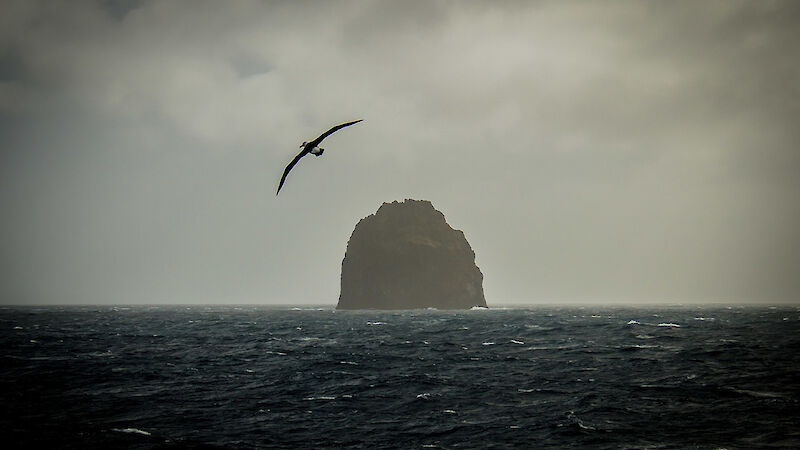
left=276, top=119, right=363, bottom=195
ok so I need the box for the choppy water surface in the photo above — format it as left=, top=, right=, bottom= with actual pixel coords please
left=2, top=305, right=799, bottom=449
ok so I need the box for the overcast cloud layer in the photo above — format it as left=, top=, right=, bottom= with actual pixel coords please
left=1, top=0, right=798, bottom=305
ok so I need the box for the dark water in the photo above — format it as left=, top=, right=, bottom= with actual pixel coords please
left=1, top=305, right=799, bottom=449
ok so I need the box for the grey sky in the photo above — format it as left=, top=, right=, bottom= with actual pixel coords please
left=1, top=0, right=798, bottom=305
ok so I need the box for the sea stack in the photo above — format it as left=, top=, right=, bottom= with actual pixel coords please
left=337, top=199, right=487, bottom=310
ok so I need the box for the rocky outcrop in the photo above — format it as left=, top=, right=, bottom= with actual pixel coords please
left=337, top=199, right=486, bottom=310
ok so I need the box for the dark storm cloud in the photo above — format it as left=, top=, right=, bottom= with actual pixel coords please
left=0, top=45, right=25, bottom=82
left=102, top=0, right=144, bottom=21
left=0, top=0, right=798, bottom=304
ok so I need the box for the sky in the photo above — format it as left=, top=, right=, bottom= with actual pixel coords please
left=1, top=0, right=798, bottom=305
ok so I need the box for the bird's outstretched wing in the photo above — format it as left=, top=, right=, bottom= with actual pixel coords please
left=276, top=150, right=307, bottom=195
left=308, top=119, right=363, bottom=147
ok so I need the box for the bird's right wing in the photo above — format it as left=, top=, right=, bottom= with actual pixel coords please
left=309, top=119, right=363, bottom=146
left=276, top=151, right=306, bottom=195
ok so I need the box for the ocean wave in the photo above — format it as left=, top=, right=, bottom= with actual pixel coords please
left=2, top=305, right=798, bottom=449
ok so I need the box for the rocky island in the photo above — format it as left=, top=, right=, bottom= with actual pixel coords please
left=337, top=199, right=487, bottom=310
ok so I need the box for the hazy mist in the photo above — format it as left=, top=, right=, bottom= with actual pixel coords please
left=1, top=0, right=798, bottom=305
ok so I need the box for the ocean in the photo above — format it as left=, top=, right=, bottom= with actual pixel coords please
left=1, top=305, right=798, bottom=449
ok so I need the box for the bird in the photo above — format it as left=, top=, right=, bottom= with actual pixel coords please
left=276, top=119, right=362, bottom=195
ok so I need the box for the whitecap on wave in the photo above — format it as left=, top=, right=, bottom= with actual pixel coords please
left=657, top=323, right=681, bottom=327
left=304, top=396, right=336, bottom=401
left=725, top=387, right=785, bottom=398
left=111, top=428, right=151, bottom=436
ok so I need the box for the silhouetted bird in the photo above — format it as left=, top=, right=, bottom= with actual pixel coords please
left=276, top=119, right=363, bottom=195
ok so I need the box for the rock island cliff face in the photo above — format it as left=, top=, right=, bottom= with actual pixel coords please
left=337, top=199, right=487, bottom=310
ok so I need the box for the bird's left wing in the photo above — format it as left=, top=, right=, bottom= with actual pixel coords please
left=276, top=150, right=306, bottom=195
left=309, top=119, right=363, bottom=147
